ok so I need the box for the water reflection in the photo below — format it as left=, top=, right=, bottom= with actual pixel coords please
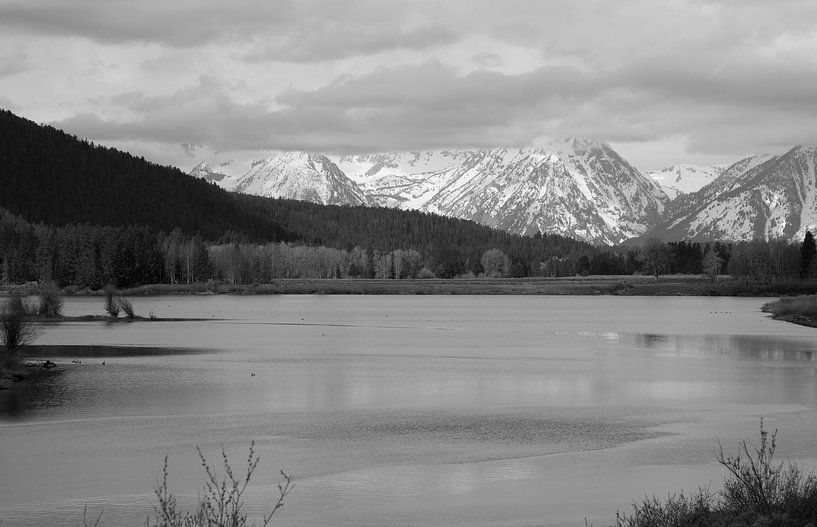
left=0, top=369, right=67, bottom=419
left=621, top=332, right=817, bottom=362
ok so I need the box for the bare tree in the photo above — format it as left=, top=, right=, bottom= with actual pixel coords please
left=641, top=237, right=668, bottom=279
left=702, top=247, right=724, bottom=282
left=1, top=293, right=38, bottom=368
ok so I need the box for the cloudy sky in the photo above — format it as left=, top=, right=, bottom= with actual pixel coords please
left=1, top=0, right=816, bottom=172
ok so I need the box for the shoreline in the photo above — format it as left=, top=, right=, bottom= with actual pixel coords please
left=5, top=275, right=816, bottom=297
left=769, top=314, right=817, bottom=328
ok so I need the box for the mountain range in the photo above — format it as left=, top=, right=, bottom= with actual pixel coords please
left=193, top=141, right=817, bottom=245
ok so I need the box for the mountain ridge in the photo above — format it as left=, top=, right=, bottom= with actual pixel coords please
left=650, top=147, right=816, bottom=241
left=208, top=140, right=668, bottom=245
left=197, top=142, right=817, bottom=245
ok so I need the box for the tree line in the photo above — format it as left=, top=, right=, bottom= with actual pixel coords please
left=4, top=205, right=817, bottom=287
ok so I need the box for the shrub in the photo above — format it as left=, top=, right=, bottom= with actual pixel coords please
left=118, top=297, right=135, bottom=319
left=1, top=293, right=38, bottom=369
left=146, top=442, right=293, bottom=527
left=104, top=285, right=120, bottom=318
left=417, top=268, right=436, bottom=279
left=613, top=421, right=817, bottom=527
left=613, top=488, right=716, bottom=527
left=716, top=420, right=817, bottom=523
left=37, top=284, right=64, bottom=317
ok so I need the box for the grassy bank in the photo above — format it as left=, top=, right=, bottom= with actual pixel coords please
left=5, top=275, right=816, bottom=297
left=762, top=295, right=817, bottom=327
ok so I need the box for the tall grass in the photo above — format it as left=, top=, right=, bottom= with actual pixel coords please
left=613, top=421, right=817, bottom=527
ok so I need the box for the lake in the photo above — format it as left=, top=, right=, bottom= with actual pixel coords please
left=1, top=295, right=816, bottom=526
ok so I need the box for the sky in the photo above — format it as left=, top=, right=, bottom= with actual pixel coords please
left=1, top=0, right=816, bottom=173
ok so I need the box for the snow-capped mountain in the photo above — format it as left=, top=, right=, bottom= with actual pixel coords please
left=192, top=140, right=667, bottom=244
left=190, top=160, right=229, bottom=182
left=337, top=139, right=668, bottom=244
left=651, top=147, right=817, bottom=241
left=218, top=152, right=367, bottom=206
left=192, top=142, right=817, bottom=245
left=648, top=164, right=726, bottom=200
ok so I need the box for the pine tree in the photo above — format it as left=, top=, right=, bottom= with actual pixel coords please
left=800, top=230, right=816, bottom=279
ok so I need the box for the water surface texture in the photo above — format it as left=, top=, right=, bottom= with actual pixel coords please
left=1, top=295, right=816, bottom=526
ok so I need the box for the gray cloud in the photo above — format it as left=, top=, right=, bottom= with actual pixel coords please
left=0, top=0, right=292, bottom=46
left=0, top=48, right=27, bottom=77
left=0, top=96, right=17, bottom=111
left=472, top=53, right=503, bottom=69
left=180, top=143, right=203, bottom=157
left=51, top=43, right=817, bottom=161
left=0, top=0, right=457, bottom=60
left=13, top=0, right=817, bottom=168
left=245, top=24, right=457, bottom=62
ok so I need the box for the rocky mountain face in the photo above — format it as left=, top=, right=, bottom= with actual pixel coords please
left=647, top=164, right=726, bottom=200
left=190, top=160, right=229, bottom=182
left=191, top=142, right=817, bottom=245
left=337, top=140, right=668, bottom=244
left=202, top=139, right=667, bottom=245
left=652, top=148, right=817, bottom=241
left=219, top=152, right=367, bottom=206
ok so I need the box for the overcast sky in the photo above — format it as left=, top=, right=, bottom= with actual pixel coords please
left=1, top=0, right=816, bottom=172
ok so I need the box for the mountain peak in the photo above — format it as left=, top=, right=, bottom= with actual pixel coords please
left=648, top=163, right=726, bottom=200
left=220, top=151, right=367, bottom=206
left=190, top=160, right=227, bottom=182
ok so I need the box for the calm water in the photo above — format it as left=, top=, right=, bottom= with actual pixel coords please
left=1, top=295, right=816, bottom=526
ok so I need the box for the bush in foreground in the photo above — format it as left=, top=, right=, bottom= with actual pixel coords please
left=613, top=421, right=817, bottom=527
left=146, top=442, right=293, bottom=527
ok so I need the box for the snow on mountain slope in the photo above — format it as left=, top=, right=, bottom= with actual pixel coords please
left=191, top=141, right=667, bottom=244
left=336, top=150, right=472, bottom=209
left=219, top=152, right=367, bottom=206
left=338, top=139, right=668, bottom=244
left=652, top=148, right=817, bottom=241
left=648, top=164, right=725, bottom=200
left=190, top=160, right=229, bottom=182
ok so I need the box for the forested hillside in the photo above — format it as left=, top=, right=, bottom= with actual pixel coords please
left=0, top=109, right=596, bottom=286
left=0, top=109, right=291, bottom=242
